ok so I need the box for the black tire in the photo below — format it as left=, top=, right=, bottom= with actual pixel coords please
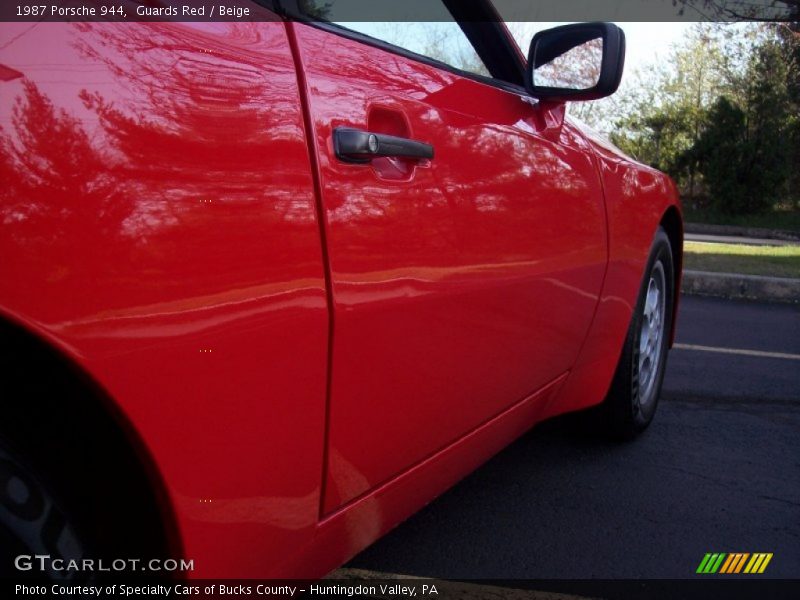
left=1, top=323, right=174, bottom=581
left=602, top=226, right=675, bottom=440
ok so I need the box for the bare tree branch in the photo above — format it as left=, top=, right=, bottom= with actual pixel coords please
left=675, top=0, right=799, bottom=22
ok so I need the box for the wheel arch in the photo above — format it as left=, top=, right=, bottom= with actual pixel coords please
left=0, top=310, right=182, bottom=563
left=659, top=204, right=684, bottom=347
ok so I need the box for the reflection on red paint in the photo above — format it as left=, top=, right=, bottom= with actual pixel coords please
left=0, top=16, right=681, bottom=581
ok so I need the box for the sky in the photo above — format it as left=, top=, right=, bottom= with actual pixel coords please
left=341, top=20, right=698, bottom=86
left=618, top=22, right=696, bottom=71
left=508, top=22, right=696, bottom=74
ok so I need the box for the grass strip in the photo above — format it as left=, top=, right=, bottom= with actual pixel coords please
left=684, top=241, right=800, bottom=279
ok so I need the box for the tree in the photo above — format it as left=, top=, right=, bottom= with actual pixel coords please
left=692, top=96, right=749, bottom=213
left=741, top=39, right=792, bottom=208
left=775, top=22, right=800, bottom=205
left=693, top=39, right=792, bottom=214
left=609, top=24, right=735, bottom=198
left=675, top=0, right=800, bottom=22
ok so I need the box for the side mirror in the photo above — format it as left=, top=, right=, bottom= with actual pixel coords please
left=525, top=22, right=625, bottom=102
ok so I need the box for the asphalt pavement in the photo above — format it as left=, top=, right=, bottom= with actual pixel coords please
left=345, top=295, right=800, bottom=582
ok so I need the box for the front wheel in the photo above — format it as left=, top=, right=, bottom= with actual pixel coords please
left=603, top=226, right=675, bottom=439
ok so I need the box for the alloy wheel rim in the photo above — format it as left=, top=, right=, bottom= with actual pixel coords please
left=638, top=261, right=666, bottom=408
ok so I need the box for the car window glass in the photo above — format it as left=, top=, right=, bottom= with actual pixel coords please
left=297, top=1, right=490, bottom=77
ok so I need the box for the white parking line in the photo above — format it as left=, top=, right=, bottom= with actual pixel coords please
left=674, top=343, right=800, bottom=361
left=326, top=568, right=597, bottom=599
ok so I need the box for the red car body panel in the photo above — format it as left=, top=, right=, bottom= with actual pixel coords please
left=0, top=10, right=681, bottom=579
left=543, top=130, right=683, bottom=421
left=288, top=22, right=608, bottom=513
left=0, top=18, right=330, bottom=577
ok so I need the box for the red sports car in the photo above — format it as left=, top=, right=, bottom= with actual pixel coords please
left=0, top=0, right=682, bottom=580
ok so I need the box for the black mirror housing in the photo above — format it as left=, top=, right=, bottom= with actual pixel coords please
left=525, top=22, right=626, bottom=102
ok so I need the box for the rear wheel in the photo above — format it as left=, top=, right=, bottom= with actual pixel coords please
left=603, top=227, right=675, bottom=439
left=0, top=439, right=87, bottom=580
left=0, top=321, right=176, bottom=580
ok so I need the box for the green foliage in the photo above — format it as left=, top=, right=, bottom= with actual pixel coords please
left=692, top=97, right=749, bottom=213
left=683, top=204, right=800, bottom=233
left=693, top=38, right=792, bottom=214
left=609, top=25, right=735, bottom=189
left=609, top=23, right=798, bottom=217
left=777, top=24, right=800, bottom=207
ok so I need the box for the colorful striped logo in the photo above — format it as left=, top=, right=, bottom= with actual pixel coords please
left=696, top=553, right=773, bottom=574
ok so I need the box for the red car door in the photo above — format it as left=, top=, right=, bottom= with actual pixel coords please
left=288, top=10, right=608, bottom=513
